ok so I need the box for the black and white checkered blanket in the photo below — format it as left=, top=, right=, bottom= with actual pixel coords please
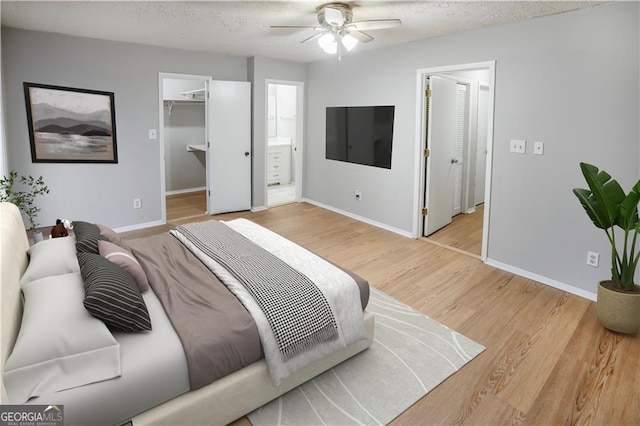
left=174, top=220, right=339, bottom=360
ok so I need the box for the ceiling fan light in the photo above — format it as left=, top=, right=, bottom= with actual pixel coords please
left=318, top=33, right=337, bottom=54
left=341, top=33, right=359, bottom=51
left=324, top=7, right=345, bottom=26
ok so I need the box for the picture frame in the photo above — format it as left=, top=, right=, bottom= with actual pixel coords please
left=23, top=82, right=118, bottom=163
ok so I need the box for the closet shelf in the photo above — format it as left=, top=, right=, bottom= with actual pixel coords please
left=180, top=88, right=206, bottom=100
left=187, top=144, right=207, bottom=152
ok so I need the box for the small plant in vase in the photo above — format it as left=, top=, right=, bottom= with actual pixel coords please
left=0, top=170, right=50, bottom=241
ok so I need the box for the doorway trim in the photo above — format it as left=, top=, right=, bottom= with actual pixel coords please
left=264, top=79, right=305, bottom=206
left=412, top=61, right=496, bottom=261
left=158, top=72, right=211, bottom=224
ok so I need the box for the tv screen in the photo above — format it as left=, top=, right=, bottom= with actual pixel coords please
left=325, top=106, right=395, bottom=169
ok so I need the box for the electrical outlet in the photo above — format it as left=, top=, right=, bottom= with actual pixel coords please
left=510, top=139, right=526, bottom=154
left=533, top=141, right=544, bottom=155
left=133, top=198, right=142, bottom=209
left=355, top=190, right=362, bottom=201
left=586, top=251, right=599, bottom=267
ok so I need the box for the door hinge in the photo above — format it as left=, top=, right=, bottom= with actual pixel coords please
left=422, top=208, right=428, bottom=216
left=207, top=91, right=210, bottom=99
left=425, top=89, right=432, bottom=98
left=208, top=190, right=211, bottom=196
left=207, top=141, right=210, bottom=148
left=424, top=149, right=430, bottom=157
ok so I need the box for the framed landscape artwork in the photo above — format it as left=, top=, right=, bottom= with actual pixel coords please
left=23, top=82, right=118, bottom=163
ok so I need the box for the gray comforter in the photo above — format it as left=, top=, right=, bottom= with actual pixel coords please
left=127, top=233, right=262, bottom=390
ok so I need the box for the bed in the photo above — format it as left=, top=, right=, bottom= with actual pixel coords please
left=0, top=202, right=375, bottom=426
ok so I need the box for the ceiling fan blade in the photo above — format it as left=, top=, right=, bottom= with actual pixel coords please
left=350, top=19, right=402, bottom=31
left=300, top=32, right=324, bottom=44
left=271, top=25, right=323, bottom=30
left=324, top=6, right=345, bottom=27
left=349, top=30, right=374, bottom=43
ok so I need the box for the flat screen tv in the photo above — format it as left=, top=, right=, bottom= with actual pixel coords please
left=325, top=106, right=395, bottom=169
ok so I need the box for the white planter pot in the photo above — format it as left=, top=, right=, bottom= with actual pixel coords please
left=32, top=231, right=44, bottom=243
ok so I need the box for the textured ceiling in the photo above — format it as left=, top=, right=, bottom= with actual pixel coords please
left=0, top=1, right=606, bottom=63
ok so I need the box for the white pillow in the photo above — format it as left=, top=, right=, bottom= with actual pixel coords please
left=4, top=272, right=122, bottom=403
left=19, top=236, right=80, bottom=286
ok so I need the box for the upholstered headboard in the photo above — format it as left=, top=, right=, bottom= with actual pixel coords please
left=0, top=202, right=29, bottom=403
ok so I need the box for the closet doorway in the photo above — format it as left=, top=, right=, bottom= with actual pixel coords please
left=162, top=75, right=207, bottom=220
left=266, top=80, right=303, bottom=207
left=416, top=62, right=495, bottom=260
left=159, top=73, right=251, bottom=222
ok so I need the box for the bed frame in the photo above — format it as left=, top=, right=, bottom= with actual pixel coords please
left=0, top=202, right=375, bottom=425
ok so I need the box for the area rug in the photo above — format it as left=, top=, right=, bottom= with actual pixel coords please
left=248, top=288, right=485, bottom=425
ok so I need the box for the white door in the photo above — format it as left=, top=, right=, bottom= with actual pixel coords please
left=423, top=75, right=458, bottom=236
left=207, top=80, right=251, bottom=214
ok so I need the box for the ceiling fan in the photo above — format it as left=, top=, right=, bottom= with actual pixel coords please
left=271, top=2, right=402, bottom=59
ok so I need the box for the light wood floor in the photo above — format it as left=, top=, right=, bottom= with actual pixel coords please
left=426, top=204, right=484, bottom=257
left=165, top=191, right=207, bottom=221
left=122, top=202, right=639, bottom=426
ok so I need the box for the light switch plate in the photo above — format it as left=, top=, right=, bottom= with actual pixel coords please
left=510, top=139, right=526, bottom=154
left=148, top=129, right=157, bottom=140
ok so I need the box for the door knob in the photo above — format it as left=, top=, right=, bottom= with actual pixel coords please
left=244, top=152, right=250, bottom=157
left=451, top=158, right=459, bottom=164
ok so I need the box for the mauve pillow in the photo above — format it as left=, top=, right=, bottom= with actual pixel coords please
left=97, top=240, right=150, bottom=292
left=97, top=223, right=130, bottom=250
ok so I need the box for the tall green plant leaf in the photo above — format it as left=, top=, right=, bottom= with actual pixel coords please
left=579, top=162, right=625, bottom=226
left=573, top=188, right=610, bottom=229
left=618, top=180, right=640, bottom=230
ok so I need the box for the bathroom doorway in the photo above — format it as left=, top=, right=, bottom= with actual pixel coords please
left=266, top=81, right=303, bottom=207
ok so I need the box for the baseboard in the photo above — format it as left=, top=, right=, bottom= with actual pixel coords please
left=113, top=219, right=165, bottom=234
left=485, top=258, right=597, bottom=302
left=251, top=205, right=268, bottom=212
left=302, top=198, right=413, bottom=239
left=165, top=186, right=206, bottom=196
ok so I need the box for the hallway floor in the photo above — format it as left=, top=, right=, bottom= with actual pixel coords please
left=426, top=204, right=484, bottom=257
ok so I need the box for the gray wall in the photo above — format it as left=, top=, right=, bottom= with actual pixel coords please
left=2, top=28, right=247, bottom=228
left=304, top=2, right=639, bottom=297
left=248, top=56, right=306, bottom=209
left=163, top=104, right=206, bottom=193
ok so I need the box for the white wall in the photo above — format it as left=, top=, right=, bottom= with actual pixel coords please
left=304, top=2, right=639, bottom=297
left=2, top=28, right=247, bottom=228
left=162, top=78, right=205, bottom=101
left=275, top=84, right=297, bottom=144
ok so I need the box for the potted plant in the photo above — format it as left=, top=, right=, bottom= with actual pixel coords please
left=573, top=162, right=640, bottom=333
left=0, top=170, right=50, bottom=241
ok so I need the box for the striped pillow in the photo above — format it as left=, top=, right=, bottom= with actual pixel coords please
left=73, top=221, right=107, bottom=254
left=72, top=221, right=101, bottom=239
left=78, top=252, right=151, bottom=332
left=76, top=233, right=107, bottom=254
